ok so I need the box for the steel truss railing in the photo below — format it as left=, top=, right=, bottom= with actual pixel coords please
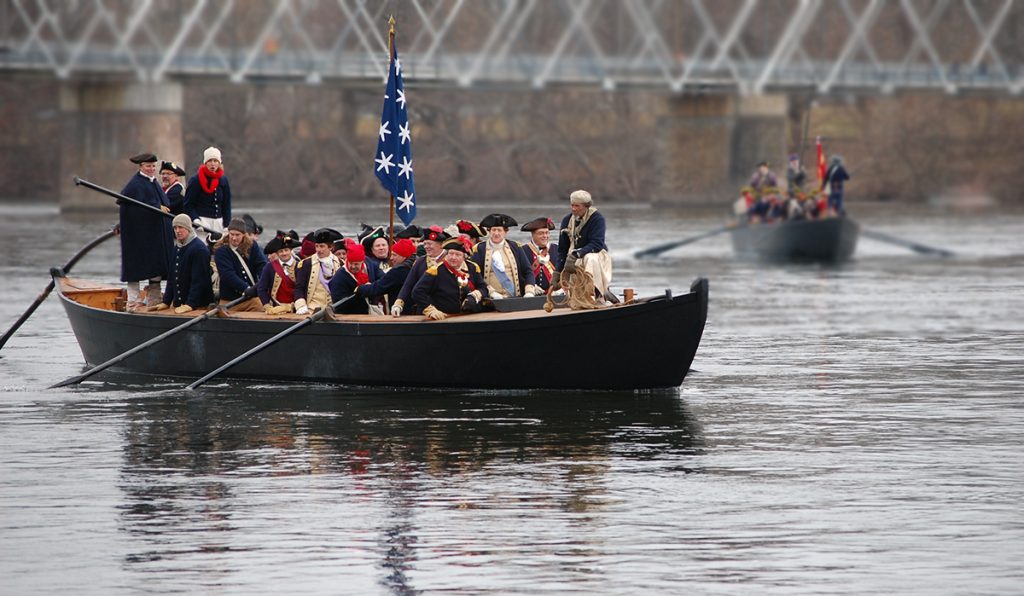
left=0, top=0, right=1021, bottom=95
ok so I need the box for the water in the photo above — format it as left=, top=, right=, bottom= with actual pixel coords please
left=1, top=201, right=1022, bottom=594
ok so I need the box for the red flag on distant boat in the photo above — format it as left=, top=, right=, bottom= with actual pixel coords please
left=816, top=135, right=827, bottom=191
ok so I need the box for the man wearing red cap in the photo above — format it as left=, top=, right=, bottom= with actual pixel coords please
left=353, top=238, right=417, bottom=313
left=327, top=243, right=372, bottom=314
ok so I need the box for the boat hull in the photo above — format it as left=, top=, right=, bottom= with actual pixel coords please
left=729, top=217, right=860, bottom=263
left=58, top=278, right=708, bottom=390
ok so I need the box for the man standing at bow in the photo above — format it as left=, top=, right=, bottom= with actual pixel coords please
left=119, top=152, right=172, bottom=311
left=556, top=189, right=617, bottom=304
left=471, top=213, right=537, bottom=300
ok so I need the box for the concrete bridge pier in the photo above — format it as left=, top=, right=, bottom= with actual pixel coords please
left=59, top=82, right=184, bottom=211
left=659, top=94, right=788, bottom=205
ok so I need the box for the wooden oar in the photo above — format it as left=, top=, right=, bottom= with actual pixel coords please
left=74, top=176, right=222, bottom=241
left=0, top=226, right=118, bottom=351
left=50, top=294, right=250, bottom=388
left=861, top=228, right=954, bottom=257
left=186, top=294, right=357, bottom=390
left=634, top=225, right=731, bottom=259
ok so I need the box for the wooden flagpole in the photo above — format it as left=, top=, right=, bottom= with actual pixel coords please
left=387, top=15, right=396, bottom=247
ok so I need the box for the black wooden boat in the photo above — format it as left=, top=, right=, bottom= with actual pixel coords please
left=56, top=276, right=708, bottom=390
left=729, top=217, right=860, bottom=263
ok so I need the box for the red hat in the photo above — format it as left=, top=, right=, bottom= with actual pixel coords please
left=346, top=243, right=365, bottom=262
left=392, top=238, right=416, bottom=258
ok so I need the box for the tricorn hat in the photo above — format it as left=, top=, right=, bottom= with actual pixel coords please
left=479, top=213, right=518, bottom=230
left=241, top=213, right=263, bottom=236
left=129, top=152, right=158, bottom=164
left=421, top=226, right=450, bottom=243
left=160, top=160, right=186, bottom=176
left=313, top=227, right=343, bottom=245
left=520, top=217, right=556, bottom=232
left=455, top=219, right=485, bottom=239
left=359, top=224, right=388, bottom=253
left=263, top=229, right=300, bottom=254
left=396, top=224, right=421, bottom=240
left=441, top=237, right=471, bottom=255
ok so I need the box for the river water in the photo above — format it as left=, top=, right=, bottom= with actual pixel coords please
left=0, top=201, right=1022, bottom=594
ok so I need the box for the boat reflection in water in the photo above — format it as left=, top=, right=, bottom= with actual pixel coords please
left=112, top=389, right=702, bottom=590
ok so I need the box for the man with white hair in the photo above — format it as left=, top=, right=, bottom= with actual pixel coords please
left=556, top=189, right=617, bottom=304
left=184, top=146, right=231, bottom=242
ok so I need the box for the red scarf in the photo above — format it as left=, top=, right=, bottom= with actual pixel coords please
left=198, top=164, right=223, bottom=194
left=348, top=263, right=369, bottom=285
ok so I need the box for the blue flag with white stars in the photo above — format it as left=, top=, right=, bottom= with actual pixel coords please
left=374, top=47, right=416, bottom=225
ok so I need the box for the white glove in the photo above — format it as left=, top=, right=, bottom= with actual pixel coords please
left=423, top=305, right=447, bottom=321
left=295, top=305, right=309, bottom=315
left=192, top=218, right=203, bottom=227
left=173, top=304, right=193, bottom=314
left=523, top=284, right=538, bottom=298
left=490, top=292, right=504, bottom=301
left=391, top=299, right=404, bottom=317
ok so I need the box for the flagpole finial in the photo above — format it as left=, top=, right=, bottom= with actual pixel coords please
left=388, top=14, right=395, bottom=33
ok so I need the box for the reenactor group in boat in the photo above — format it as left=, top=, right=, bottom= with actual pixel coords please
left=117, top=149, right=617, bottom=320
left=735, top=152, right=851, bottom=224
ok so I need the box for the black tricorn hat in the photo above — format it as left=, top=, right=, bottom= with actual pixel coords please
left=129, top=152, right=158, bottom=164
left=359, top=225, right=388, bottom=253
left=479, top=213, right=518, bottom=230
left=160, top=160, right=186, bottom=176
left=441, top=237, right=471, bottom=255
left=241, top=213, right=263, bottom=236
left=263, top=229, right=300, bottom=254
left=396, top=224, right=421, bottom=239
left=313, top=227, right=343, bottom=245
left=421, top=226, right=450, bottom=243
left=520, top=217, right=556, bottom=232
left=454, top=219, right=484, bottom=239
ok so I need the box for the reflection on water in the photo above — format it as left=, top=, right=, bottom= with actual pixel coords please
left=111, top=390, right=699, bottom=593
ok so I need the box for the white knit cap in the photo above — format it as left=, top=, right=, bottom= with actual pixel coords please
left=203, top=146, right=222, bottom=163
left=569, top=189, right=592, bottom=205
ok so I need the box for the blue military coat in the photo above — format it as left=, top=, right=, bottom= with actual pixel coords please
left=412, top=260, right=488, bottom=315
left=470, top=240, right=535, bottom=296
left=357, top=259, right=413, bottom=307
left=165, top=181, right=186, bottom=216
left=558, top=210, right=608, bottom=266
left=163, top=236, right=214, bottom=308
left=119, top=172, right=172, bottom=282
left=214, top=242, right=268, bottom=300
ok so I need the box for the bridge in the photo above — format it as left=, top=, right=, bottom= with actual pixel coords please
left=3, top=0, right=1021, bottom=94
left=1, top=0, right=1022, bottom=207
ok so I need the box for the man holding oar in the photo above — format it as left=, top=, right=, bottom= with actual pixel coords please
left=151, top=214, right=214, bottom=314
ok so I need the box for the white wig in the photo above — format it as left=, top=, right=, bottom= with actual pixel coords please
left=569, top=189, right=593, bottom=206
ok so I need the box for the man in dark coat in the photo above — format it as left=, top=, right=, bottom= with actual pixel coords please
left=471, top=213, right=537, bottom=299
left=328, top=243, right=373, bottom=315
left=151, top=214, right=214, bottom=314
left=823, top=155, right=851, bottom=216
left=213, top=218, right=268, bottom=311
left=391, top=226, right=450, bottom=316
left=412, top=238, right=488, bottom=320
left=557, top=189, right=616, bottom=304
left=184, top=146, right=231, bottom=242
left=120, top=152, right=173, bottom=311
left=160, top=161, right=187, bottom=216
left=354, top=238, right=417, bottom=312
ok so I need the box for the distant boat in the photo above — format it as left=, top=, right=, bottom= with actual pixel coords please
left=729, top=217, right=860, bottom=263
left=56, top=276, right=709, bottom=390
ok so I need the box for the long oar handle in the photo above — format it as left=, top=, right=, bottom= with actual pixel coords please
left=74, top=177, right=222, bottom=240
left=633, top=225, right=731, bottom=259
left=186, top=294, right=356, bottom=390
left=0, top=227, right=118, bottom=351
left=50, top=293, right=250, bottom=388
left=861, top=228, right=954, bottom=257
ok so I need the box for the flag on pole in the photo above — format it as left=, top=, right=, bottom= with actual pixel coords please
left=816, top=135, right=827, bottom=192
left=374, top=42, right=416, bottom=225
